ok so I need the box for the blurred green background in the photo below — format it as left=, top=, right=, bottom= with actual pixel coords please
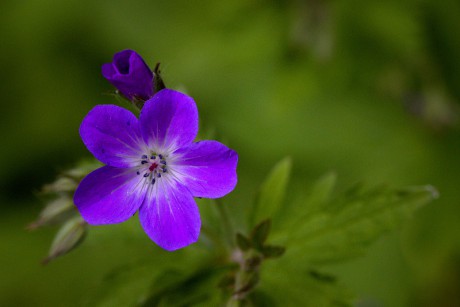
left=1, top=0, right=460, bottom=306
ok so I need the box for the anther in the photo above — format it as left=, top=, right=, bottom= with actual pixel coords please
left=143, top=173, right=150, bottom=177
left=151, top=178, right=155, bottom=185
left=141, top=155, right=148, bottom=159
left=136, top=171, right=140, bottom=175
left=141, top=160, right=148, bottom=164
left=157, top=173, right=161, bottom=178
left=159, top=154, right=163, bottom=159
left=151, top=155, right=156, bottom=159
left=161, top=160, right=167, bottom=165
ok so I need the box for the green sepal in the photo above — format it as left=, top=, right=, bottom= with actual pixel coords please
left=260, top=245, right=286, bottom=259
left=250, top=219, right=271, bottom=250
left=236, top=233, right=252, bottom=251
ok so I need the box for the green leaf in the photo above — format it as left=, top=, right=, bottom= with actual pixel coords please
left=141, top=265, right=227, bottom=306
left=288, top=184, right=438, bottom=264
left=91, top=253, right=222, bottom=307
left=259, top=259, right=353, bottom=306
left=91, top=261, right=158, bottom=307
left=251, top=157, right=292, bottom=226
left=304, top=172, right=337, bottom=214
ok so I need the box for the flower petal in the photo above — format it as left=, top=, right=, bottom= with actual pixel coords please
left=139, top=180, right=201, bottom=251
left=139, top=89, right=198, bottom=152
left=74, top=166, right=146, bottom=225
left=80, top=105, right=144, bottom=167
left=173, top=140, right=238, bottom=198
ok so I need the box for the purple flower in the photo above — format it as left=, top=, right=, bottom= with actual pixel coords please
left=74, top=89, right=238, bottom=251
left=102, top=50, right=154, bottom=101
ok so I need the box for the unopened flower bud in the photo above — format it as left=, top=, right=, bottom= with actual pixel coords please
left=42, top=216, right=87, bottom=264
left=42, top=177, right=76, bottom=193
left=28, top=197, right=74, bottom=229
left=102, top=49, right=154, bottom=102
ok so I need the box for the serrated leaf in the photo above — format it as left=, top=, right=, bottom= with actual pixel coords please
left=304, top=172, right=337, bottom=214
left=251, top=157, right=292, bottom=226
left=91, top=254, right=216, bottom=307
left=141, top=265, right=227, bottom=306
left=288, top=185, right=437, bottom=264
left=92, top=262, right=158, bottom=307
left=260, top=259, right=353, bottom=306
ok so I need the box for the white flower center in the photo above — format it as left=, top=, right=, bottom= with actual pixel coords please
left=136, top=153, right=168, bottom=185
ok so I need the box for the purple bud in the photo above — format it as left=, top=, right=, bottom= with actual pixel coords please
left=102, top=50, right=154, bottom=101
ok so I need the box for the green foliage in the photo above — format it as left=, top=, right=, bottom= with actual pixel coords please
left=235, top=160, right=436, bottom=305
left=1, top=0, right=458, bottom=306
left=303, top=172, right=337, bottom=215
left=91, top=250, right=225, bottom=307
left=87, top=159, right=436, bottom=307
left=250, top=157, right=292, bottom=226
left=29, top=119, right=437, bottom=305
left=90, top=261, right=157, bottom=307
left=258, top=261, right=354, bottom=307
left=284, top=183, right=437, bottom=265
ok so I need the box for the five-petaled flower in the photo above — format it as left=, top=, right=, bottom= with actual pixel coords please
left=102, top=49, right=154, bottom=102
left=74, top=89, right=238, bottom=251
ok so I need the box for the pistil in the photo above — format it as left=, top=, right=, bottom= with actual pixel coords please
left=136, top=153, right=169, bottom=185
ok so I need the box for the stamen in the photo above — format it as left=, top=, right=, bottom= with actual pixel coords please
left=138, top=152, right=169, bottom=182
